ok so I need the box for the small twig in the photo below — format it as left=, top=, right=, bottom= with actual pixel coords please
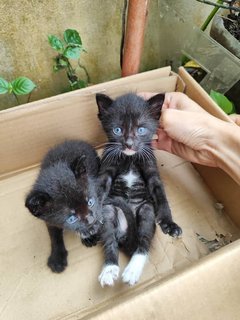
left=220, top=14, right=237, bottom=22
left=196, top=0, right=240, bottom=12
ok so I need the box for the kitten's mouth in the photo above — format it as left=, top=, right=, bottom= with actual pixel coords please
left=123, top=148, right=136, bottom=156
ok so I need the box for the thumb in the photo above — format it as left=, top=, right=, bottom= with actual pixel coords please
left=160, top=109, right=189, bottom=142
left=160, top=109, right=209, bottom=150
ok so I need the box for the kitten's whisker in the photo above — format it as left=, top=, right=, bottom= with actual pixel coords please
left=102, top=147, right=121, bottom=165
left=140, top=146, right=155, bottom=163
left=144, top=148, right=155, bottom=162
left=143, top=150, right=151, bottom=162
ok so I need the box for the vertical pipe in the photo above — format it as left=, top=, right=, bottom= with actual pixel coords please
left=121, top=0, right=149, bottom=77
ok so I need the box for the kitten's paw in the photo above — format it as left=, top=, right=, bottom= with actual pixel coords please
left=81, top=234, right=99, bottom=247
left=47, top=251, right=68, bottom=273
left=98, top=264, right=119, bottom=287
left=122, top=253, right=147, bottom=286
left=158, top=219, right=182, bottom=238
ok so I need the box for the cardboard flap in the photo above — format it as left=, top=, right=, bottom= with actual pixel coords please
left=0, top=151, right=239, bottom=320
left=0, top=68, right=177, bottom=177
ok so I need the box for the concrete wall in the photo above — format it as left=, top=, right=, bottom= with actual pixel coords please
left=0, top=0, right=212, bottom=110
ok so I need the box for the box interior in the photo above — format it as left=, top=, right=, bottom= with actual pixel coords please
left=1, top=67, right=240, bottom=320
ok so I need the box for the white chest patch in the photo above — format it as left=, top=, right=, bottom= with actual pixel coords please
left=121, top=170, right=138, bottom=188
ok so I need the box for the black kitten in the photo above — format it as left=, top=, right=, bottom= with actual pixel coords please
left=96, top=93, right=182, bottom=286
left=25, top=140, right=102, bottom=273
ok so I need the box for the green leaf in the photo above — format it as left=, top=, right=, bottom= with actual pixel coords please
left=210, top=90, right=236, bottom=115
left=70, top=79, right=87, bottom=90
left=64, top=29, right=82, bottom=45
left=11, top=77, right=36, bottom=95
left=53, top=57, right=68, bottom=72
left=77, top=79, right=87, bottom=88
left=48, top=35, right=64, bottom=52
left=63, top=46, right=81, bottom=59
left=0, top=77, right=9, bottom=94
left=58, top=58, right=68, bottom=67
left=53, top=65, right=60, bottom=72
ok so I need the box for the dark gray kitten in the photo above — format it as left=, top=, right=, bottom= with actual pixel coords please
left=25, top=140, right=102, bottom=273
left=96, top=93, right=182, bottom=286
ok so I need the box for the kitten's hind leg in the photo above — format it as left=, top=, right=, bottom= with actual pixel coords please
left=98, top=205, right=120, bottom=287
left=122, top=203, right=155, bottom=286
left=47, top=225, right=68, bottom=273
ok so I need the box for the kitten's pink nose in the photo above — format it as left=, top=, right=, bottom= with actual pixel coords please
left=125, top=138, right=133, bottom=149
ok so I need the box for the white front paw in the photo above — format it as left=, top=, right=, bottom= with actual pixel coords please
left=98, top=264, right=119, bottom=287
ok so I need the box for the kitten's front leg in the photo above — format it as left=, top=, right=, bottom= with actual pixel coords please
left=47, top=225, right=68, bottom=273
left=142, top=164, right=182, bottom=238
left=98, top=205, right=119, bottom=287
left=97, top=165, right=118, bottom=203
left=81, top=234, right=99, bottom=247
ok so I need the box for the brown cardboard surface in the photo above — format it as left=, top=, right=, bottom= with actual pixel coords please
left=1, top=151, right=239, bottom=320
left=0, top=67, right=240, bottom=320
left=90, top=240, right=240, bottom=320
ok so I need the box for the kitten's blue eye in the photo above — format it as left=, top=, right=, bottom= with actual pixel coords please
left=88, top=198, right=95, bottom=208
left=137, top=127, right=147, bottom=135
left=113, top=127, right=122, bottom=136
left=66, top=215, right=78, bottom=225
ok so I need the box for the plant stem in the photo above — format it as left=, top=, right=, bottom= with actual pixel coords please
left=197, top=0, right=240, bottom=14
left=77, top=61, right=90, bottom=83
left=67, top=60, right=75, bottom=76
left=12, top=92, right=20, bottom=105
left=200, top=0, right=223, bottom=31
left=27, top=92, right=32, bottom=103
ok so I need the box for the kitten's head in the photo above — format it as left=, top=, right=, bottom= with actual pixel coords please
left=96, top=93, right=164, bottom=158
left=25, top=155, right=102, bottom=239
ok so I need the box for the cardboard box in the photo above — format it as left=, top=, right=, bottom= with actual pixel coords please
left=0, top=67, right=240, bottom=320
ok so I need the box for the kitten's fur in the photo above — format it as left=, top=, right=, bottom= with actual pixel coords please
left=25, top=140, right=102, bottom=273
left=96, top=93, right=182, bottom=286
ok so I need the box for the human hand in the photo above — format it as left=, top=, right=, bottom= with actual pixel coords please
left=140, top=92, right=229, bottom=167
left=229, top=114, right=240, bottom=126
left=140, top=92, right=240, bottom=184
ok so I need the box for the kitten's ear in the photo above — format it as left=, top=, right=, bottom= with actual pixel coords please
left=70, top=155, right=87, bottom=179
left=25, top=191, right=51, bottom=217
left=96, top=93, right=113, bottom=115
left=147, top=93, right=165, bottom=120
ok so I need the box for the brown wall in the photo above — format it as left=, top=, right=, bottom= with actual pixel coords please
left=0, top=0, right=211, bottom=110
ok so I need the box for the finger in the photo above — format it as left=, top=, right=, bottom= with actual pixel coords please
left=229, top=114, right=240, bottom=126
left=151, top=129, right=172, bottom=152
left=164, top=92, right=206, bottom=113
left=160, top=109, right=200, bottom=143
left=138, top=92, right=158, bottom=100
